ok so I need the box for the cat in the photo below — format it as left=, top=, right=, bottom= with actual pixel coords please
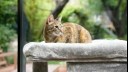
left=43, top=15, right=92, bottom=43
left=43, top=14, right=92, bottom=72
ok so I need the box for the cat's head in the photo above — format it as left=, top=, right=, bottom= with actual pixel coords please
left=45, top=15, right=63, bottom=36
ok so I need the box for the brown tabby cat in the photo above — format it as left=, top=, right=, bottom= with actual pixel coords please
left=43, top=15, right=92, bottom=43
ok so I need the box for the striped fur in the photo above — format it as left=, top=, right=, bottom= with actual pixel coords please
left=43, top=15, right=92, bottom=43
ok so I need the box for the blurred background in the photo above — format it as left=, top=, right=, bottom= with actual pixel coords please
left=22, top=0, right=127, bottom=72
left=23, top=0, right=127, bottom=41
left=0, top=0, right=17, bottom=72
left=23, top=0, right=127, bottom=42
left=0, top=0, right=127, bottom=72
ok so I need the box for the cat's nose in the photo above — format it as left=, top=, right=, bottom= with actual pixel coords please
left=55, top=26, right=58, bottom=28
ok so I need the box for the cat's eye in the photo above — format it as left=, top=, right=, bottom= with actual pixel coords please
left=55, top=26, right=58, bottom=28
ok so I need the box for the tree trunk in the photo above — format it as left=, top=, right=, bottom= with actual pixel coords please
left=52, top=0, right=69, bottom=18
left=101, top=0, right=127, bottom=38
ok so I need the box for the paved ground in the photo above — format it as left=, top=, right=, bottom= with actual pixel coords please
left=12, top=63, right=59, bottom=72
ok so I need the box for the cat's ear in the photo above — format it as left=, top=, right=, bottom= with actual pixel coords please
left=47, top=15, right=54, bottom=24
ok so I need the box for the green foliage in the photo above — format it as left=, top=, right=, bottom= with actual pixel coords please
left=60, top=0, right=82, bottom=17
left=59, top=0, right=105, bottom=39
left=48, top=61, right=60, bottom=64
left=0, top=0, right=17, bottom=24
left=0, top=0, right=17, bottom=52
left=87, top=0, right=103, bottom=14
left=24, top=0, right=55, bottom=41
left=105, top=0, right=118, bottom=7
left=24, top=0, right=127, bottom=40
left=59, top=0, right=126, bottom=39
left=6, top=56, right=14, bottom=64
left=0, top=25, right=16, bottom=52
